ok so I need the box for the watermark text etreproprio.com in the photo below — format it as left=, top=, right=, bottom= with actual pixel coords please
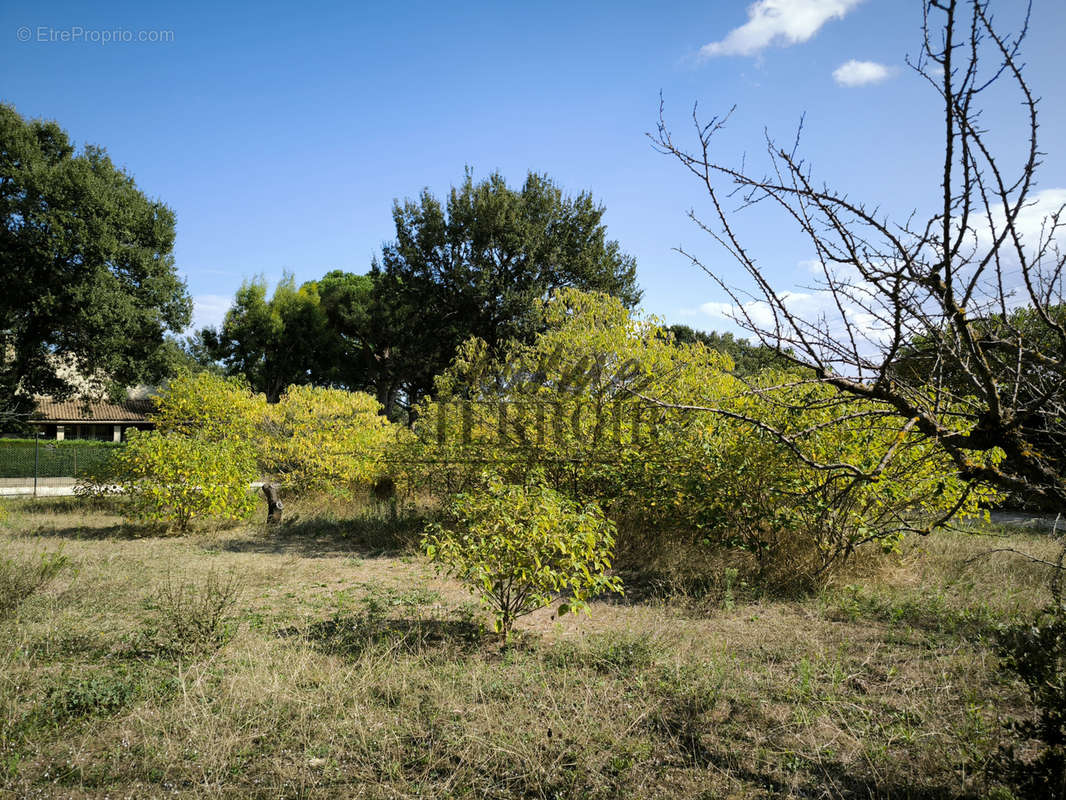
left=16, top=26, right=174, bottom=44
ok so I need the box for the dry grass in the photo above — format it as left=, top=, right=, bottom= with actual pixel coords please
left=0, top=496, right=1060, bottom=799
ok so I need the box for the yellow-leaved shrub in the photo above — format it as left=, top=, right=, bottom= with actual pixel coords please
left=105, top=429, right=258, bottom=531
left=423, top=475, right=623, bottom=635
left=410, top=289, right=999, bottom=588
left=262, top=385, right=398, bottom=495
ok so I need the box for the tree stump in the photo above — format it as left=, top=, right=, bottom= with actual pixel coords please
left=262, top=482, right=284, bottom=524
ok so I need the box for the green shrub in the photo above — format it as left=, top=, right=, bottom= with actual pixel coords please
left=39, top=665, right=178, bottom=721
left=410, top=289, right=992, bottom=590
left=261, top=385, right=399, bottom=496
left=423, top=476, right=623, bottom=635
left=42, top=671, right=137, bottom=720
left=989, top=548, right=1066, bottom=799
left=80, top=429, right=257, bottom=531
left=0, top=550, right=68, bottom=619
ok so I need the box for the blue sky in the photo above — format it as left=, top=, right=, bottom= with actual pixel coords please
left=4, top=0, right=1065, bottom=335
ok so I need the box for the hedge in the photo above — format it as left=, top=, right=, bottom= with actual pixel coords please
left=0, top=439, right=123, bottom=479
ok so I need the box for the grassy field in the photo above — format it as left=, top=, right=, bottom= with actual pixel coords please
left=0, top=496, right=1060, bottom=799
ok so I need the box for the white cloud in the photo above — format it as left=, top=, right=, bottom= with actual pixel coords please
left=700, top=289, right=892, bottom=350
left=701, top=0, right=864, bottom=58
left=989, top=188, right=1066, bottom=249
left=832, top=59, right=894, bottom=87
left=702, top=291, right=822, bottom=331
left=955, top=187, right=1066, bottom=308
left=187, top=294, right=232, bottom=334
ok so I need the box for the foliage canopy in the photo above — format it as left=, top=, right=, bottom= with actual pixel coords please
left=0, top=104, right=191, bottom=418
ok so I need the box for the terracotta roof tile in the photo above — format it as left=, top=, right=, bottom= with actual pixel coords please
left=31, top=398, right=155, bottom=423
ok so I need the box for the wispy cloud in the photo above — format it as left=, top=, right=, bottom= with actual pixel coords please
left=186, top=294, right=232, bottom=334
left=832, top=59, right=894, bottom=86
left=700, top=290, right=892, bottom=350
left=696, top=187, right=1066, bottom=351
left=701, top=0, right=864, bottom=58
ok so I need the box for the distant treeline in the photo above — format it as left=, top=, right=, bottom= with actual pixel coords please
left=181, top=171, right=790, bottom=417
left=184, top=170, right=645, bottom=417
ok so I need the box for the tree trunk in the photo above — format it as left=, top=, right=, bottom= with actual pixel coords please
left=377, top=377, right=400, bottom=421
left=262, top=482, right=284, bottom=524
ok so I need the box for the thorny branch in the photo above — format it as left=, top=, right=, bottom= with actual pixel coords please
left=652, top=0, right=1065, bottom=513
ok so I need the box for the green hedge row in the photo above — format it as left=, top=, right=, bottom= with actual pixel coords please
left=0, top=439, right=123, bottom=479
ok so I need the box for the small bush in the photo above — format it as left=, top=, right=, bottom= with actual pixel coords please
left=0, top=550, right=68, bottom=619
left=989, top=547, right=1066, bottom=799
left=38, top=665, right=177, bottom=722
left=143, top=570, right=243, bottom=655
left=423, top=476, right=623, bottom=635
left=80, top=429, right=258, bottom=531
left=41, top=671, right=137, bottom=720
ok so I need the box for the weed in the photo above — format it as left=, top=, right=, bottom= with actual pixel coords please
left=33, top=664, right=178, bottom=729
left=545, top=631, right=657, bottom=676
left=722, top=566, right=740, bottom=610
left=141, top=569, right=243, bottom=656
left=41, top=670, right=138, bottom=720
left=987, top=547, right=1066, bottom=799
left=0, top=549, right=68, bottom=619
left=650, top=661, right=726, bottom=762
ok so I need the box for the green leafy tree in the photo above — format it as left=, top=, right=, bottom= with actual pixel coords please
left=261, top=384, right=398, bottom=495
left=157, top=335, right=224, bottom=378
left=315, top=270, right=377, bottom=392
left=0, top=104, right=192, bottom=418
left=423, top=476, right=623, bottom=635
left=151, top=371, right=267, bottom=445
left=373, top=170, right=641, bottom=417
left=154, top=370, right=400, bottom=508
left=196, top=275, right=336, bottom=402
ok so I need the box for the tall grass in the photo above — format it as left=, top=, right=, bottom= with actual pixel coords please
left=0, top=495, right=1061, bottom=798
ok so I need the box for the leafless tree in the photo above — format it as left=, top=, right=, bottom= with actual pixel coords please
left=653, top=0, right=1066, bottom=512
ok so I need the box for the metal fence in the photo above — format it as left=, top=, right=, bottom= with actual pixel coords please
left=0, top=437, right=122, bottom=495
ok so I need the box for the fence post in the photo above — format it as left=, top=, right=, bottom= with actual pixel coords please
left=73, top=446, right=77, bottom=478
left=34, top=432, right=39, bottom=497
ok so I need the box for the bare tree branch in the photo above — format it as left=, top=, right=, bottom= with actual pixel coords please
left=652, top=0, right=1065, bottom=512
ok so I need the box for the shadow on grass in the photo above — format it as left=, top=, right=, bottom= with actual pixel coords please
left=278, top=613, right=484, bottom=660
left=733, top=757, right=978, bottom=799
left=807, top=758, right=985, bottom=800
left=14, top=522, right=165, bottom=541
left=824, top=585, right=1006, bottom=640
left=3, top=496, right=118, bottom=514
left=10, top=510, right=426, bottom=555
left=219, top=512, right=424, bottom=558
left=661, top=740, right=982, bottom=800
left=3, top=495, right=168, bottom=540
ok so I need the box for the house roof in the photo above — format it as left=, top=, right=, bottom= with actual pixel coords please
left=31, top=398, right=155, bottom=424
